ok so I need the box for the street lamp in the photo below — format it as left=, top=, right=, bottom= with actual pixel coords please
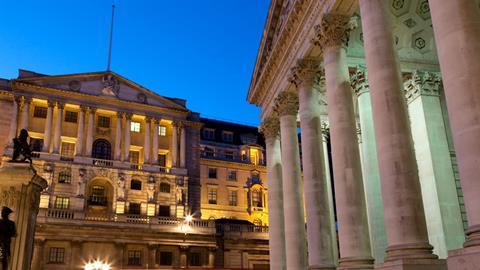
left=84, top=259, right=110, bottom=270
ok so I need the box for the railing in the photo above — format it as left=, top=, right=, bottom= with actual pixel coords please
left=60, top=155, right=74, bottom=162
left=216, top=223, right=269, bottom=238
left=92, top=159, right=113, bottom=167
left=159, top=166, right=170, bottom=173
left=46, top=209, right=74, bottom=219
left=130, top=163, right=143, bottom=170
left=200, top=151, right=266, bottom=166
left=31, top=152, right=41, bottom=158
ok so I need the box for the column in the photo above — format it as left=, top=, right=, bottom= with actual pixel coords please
left=291, top=59, right=337, bottom=269
left=19, top=96, right=31, bottom=131
left=7, top=96, right=20, bottom=145
left=52, top=102, right=64, bottom=154
left=316, top=14, right=373, bottom=268
left=351, top=67, right=388, bottom=263
left=85, top=107, right=96, bottom=157
left=259, top=116, right=287, bottom=270
left=429, top=0, right=480, bottom=261
left=42, top=101, right=54, bottom=152
left=179, top=246, right=188, bottom=268
left=75, top=106, right=86, bottom=156
left=274, top=91, right=308, bottom=270
left=359, top=0, right=441, bottom=266
left=405, top=71, right=465, bottom=258
left=124, top=112, right=132, bottom=161
left=171, top=122, right=179, bottom=167
left=208, top=247, right=216, bottom=268
left=114, top=112, right=123, bottom=160
left=180, top=123, right=186, bottom=168
left=148, top=244, right=157, bottom=269
left=152, top=119, right=159, bottom=164
left=144, top=116, right=151, bottom=164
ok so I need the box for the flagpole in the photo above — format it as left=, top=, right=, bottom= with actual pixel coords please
left=106, top=4, right=115, bottom=71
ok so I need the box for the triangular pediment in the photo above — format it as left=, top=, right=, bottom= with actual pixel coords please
left=15, top=70, right=187, bottom=110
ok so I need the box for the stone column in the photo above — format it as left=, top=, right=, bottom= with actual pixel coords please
left=0, top=163, right=48, bottom=270
left=180, top=123, right=186, bottom=168
left=7, top=96, right=20, bottom=146
left=351, top=67, right=388, bottom=263
left=171, top=122, right=179, bottom=167
left=124, top=112, right=132, bottom=161
left=19, top=97, right=31, bottom=131
left=429, top=1, right=480, bottom=267
left=259, top=116, right=287, bottom=270
left=75, top=106, right=86, bottom=156
left=85, top=107, right=96, bottom=157
left=41, top=101, right=55, bottom=153
left=405, top=71, right=465, bottom=258
left=179, top=246, right=188, bottom=268
left=52, top=102, right=64, bottom=154
left=144, top=116, right=152, bottom=164
left=290, top=59, right=337, bottom=269
left=152, top=119, right=159, bottom=164
left=208, top=247, right=215, bottom=268
left=147, top=244, right=156, bottom=269
left=358, top=1, right=443, bottom=267
left=315, top=14, right=373, bottom=268
left=274, top=91, right=308, bottom=270
left=114, top=112, right=123, bottom=160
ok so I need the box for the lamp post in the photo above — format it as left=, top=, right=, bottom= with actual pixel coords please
left=84, top=259, right=110, bottom=270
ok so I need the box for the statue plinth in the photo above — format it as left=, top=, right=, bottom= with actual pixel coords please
left=0, top=162, right=47, bottom=270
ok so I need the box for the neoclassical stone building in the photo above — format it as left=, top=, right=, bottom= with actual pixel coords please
left=248, top=0, right=479, bottom=270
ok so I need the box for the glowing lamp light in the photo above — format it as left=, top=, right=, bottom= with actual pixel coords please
left=84, top=260, right=110, bottom=270
left=185, top=214, right=193, bottom=223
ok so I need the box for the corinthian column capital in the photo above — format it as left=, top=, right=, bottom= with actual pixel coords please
left=404, top=70, right=442, bottom=103
left=312, top=14, right=357, bottom=52
left=289, top=58, right=322, bottom=89
left=351, top=66, right=369, bottom=97
left=275, top=91, right=299, bottom=116
left=259, top=115, right=280, bottom=139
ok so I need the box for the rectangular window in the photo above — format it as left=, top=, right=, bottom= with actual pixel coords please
left=158, top=205, right=170, bottom=217
left=208, top=168, right=217, bottom=179
left=30, top=138, right=44, bottom=152
left=127, top=250, right=142, bottom=266
left=129, top=203, right=141, bottom=215
left=228, top=171, right=237, bottom=181
left=33, top=106, right=48, bottom=118
left=97, top=115, right=110, bottom=128
left=158, top=154, right=167, bottom=167
left=225, top=151, right=234, bottom=160
left=229, top=190, right=238, bottom=206
left=189, top=252, right=201, bottom=266
left=158, top=125, right=167, bottom=136
left=90, top=185, right=107, bottom=206
left=54, top=197, right=69, bottom=209
left=222, top=131, right=234, bottom=142
left=202, top=129, right=215, bottom=140
left=159, top=251, right=173, bottom=266
left=58, top=170, right=71, bottom=184
left=64, top=111, right=78, bottom=123
left=131, top=121, right=141, bottom=133
left=208, top=189, right=217, bottom=204
left=48, top=247, right=65, bottom=264
left=130, top=151, right=140, bottom=164
left=60, top=142, right=75, bottom=160
left=160, top=183, right=170, bottom=193
left=252, top=191, right=262, bottom=207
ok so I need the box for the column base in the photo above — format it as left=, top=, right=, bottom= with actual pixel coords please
left=375, top=258, right=446, bottom=270
left=338, top=256, right=374, bottom=270
left=309, top=265, right=336, bottom=270
left=447, top=245, right=480, bottom=270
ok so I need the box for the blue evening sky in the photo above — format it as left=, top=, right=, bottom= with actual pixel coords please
left=0, top=1, right=270, bottom=126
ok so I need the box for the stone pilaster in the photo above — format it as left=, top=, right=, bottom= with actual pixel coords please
left=152, top=119, right=159, bottom=164
left=274, top=91, right=308, bottom=270
left=42, top=101, right=55, bottom=153
left=19, top=96, right=31, bottom=131
left=114, top=112, right=123, bottom=160
left=259, top=115, right=287, bottom=270
left=171, top=121, right=179, bottom=167
left=7, top=96, right=21, bottom=146
left=52, top=102, right=64, bottom=154
left=179, top=122, right=186, bottom=168
left=123, top=112, right=132, bottom=162
left=75, top=106, right=87, bottom=156
left=144, top=116, right=152, bottom=164
left=85, top=107, right=96, bottom=157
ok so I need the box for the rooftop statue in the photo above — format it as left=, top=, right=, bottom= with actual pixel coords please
left=10, top=129, right=32, bottom=164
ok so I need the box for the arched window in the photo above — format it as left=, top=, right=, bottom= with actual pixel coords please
left=252, top=190, right=262, bottom=207
left=130, top=179, right=142, bottom=190
left=160, top=183, right=170, bottom=193
left=92, top=139, right=112, bottom=160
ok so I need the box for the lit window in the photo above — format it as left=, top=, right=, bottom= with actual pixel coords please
left=48, top=247, right=65, bottom=264
left=58, top=170, right=71, bottom=184
left=208, top=168, right=217, bottom=179
left=208, top=188, right=217, bottom=204
left=228, top=171, right=237, bottom=181
left=131, top=121, right=141, bottom=133
left=158, top=154, right=167, bottom=167
left=158, top=125, right=167, bottom=136
left=127, top=250, right=142, bottom=266
left=97, top=115, right=110, bottom=128
left=54, top=197, right=69, bottom=209
left=160, top=183, right=170, bottom=193
left=131, top=179, right=142, bottom=190
left=60, top=142, right=75, bottom=160
left=202, top=129, right=215, bottom=140
left=222, top=131, right=234, bottom=142
left=229, top=190, right=237, bottom=206
left=64, top=111, right=78, bottom=123
left=159, top=251, right=173, bottom=266
left=130, top=151, right=140, bottom=164
left=33, top=106, right=48, bottom=118
left=252, top=190, right=262, bottom=207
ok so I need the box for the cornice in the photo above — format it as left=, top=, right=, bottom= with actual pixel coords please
left=12, top=81, right=189, bottom=120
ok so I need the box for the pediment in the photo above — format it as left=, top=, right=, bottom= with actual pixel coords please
left=16, top=71, right=187, bottom=110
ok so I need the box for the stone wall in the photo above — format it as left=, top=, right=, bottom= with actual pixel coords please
left=0, top=97, right=13, bottom=159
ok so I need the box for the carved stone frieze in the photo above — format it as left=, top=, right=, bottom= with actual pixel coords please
left=312, top=14, right=357, bottom=51
left=289, top=58, right=322, bottom=89
left=259, top=115, right=280, bottom=139
left=351, top=66, right=369, bottom=96
left=404, top=70, right=441, bottom=103
left=274, top=91, right=299, bottom=116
